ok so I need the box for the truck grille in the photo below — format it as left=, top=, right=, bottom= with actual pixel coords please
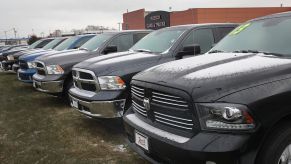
left=131, top=85, right=194, bottom=131
left=72, top=69, right=99, bottom=92
left=19, top=60, right=28, bottom=69
left=35, top=61, right=46, bottom=75
left=152, top=91, right=189, bottom=109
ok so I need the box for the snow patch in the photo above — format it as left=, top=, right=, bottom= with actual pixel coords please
left=113, top=144, right=127, bottom=152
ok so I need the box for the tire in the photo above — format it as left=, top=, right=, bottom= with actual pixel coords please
left=61, top=78, right=73, bottom=105
left=256, top=121, right=291, bottom=164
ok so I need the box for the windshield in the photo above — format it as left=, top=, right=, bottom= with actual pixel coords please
left=212, top=16, right=291, bottom=55
left=131, top=28, right=187, bottom=53
left=54, top=37, right=78, bottom=51
left=80, top=34, right=113, bottom=51
left=42, top=38, right=64, bottom=50
left=29, top=40, right=42, bottom=49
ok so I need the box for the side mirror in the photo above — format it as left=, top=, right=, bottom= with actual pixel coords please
left=176, top=44, right=201, bottom=59
left=103, top=45, right=118, bottom=54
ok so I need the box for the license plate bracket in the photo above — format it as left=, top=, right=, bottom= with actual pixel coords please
left=71, top=98, right=79, bottom=109
left=135, top=131, right=149, bottom=151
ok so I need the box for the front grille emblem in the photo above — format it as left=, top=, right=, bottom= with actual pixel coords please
left=143, top=98, right=150, bottom=111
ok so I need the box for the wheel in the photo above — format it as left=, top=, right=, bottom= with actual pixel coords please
left=61, top=78, right=73, bottom=105
left=256, top=121, right=291, bottom=164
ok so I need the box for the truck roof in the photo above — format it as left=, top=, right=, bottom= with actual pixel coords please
left=250, top=11, right=291, bottom=22
left=163, top=23, right=239, bottom=30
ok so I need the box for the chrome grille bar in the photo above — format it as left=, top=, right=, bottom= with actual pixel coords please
left=152, top=95, right=187, bottom=104
left=153, top=92, right=181, bottom=99
left=155, top=119, right=193, bottom=130
left=152, top=99, right=188, bottom=108
left=155, top=115, right=193, bottom=126
left=154, top=111, right=192, bottom=122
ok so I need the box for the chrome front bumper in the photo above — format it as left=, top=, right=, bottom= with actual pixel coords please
left=0, top=62, right=3, bottom=71
left=12, top=64, right=19, bottom=73
left=69, top=94, right=126, bottom=118
left=33, top=80, right=64, bottom=93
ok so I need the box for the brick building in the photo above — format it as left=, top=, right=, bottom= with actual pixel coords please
left=122, top=7, right=291, bottom=30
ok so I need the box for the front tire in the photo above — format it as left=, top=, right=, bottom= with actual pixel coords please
left=61, top=78, right=73, bottom=104
left=256, top=121, right=291, bottom=164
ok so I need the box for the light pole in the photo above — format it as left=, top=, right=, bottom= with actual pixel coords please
left=118, top=23, right=122, bottom=31
left=13, top=28, right=18, bottom=44
left=4, top=31, right=7, bottom=45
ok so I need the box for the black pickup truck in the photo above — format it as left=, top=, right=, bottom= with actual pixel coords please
left=68, top=23, right=238, bottom=119
left=123, top=12, right=291, bottom=164
left=32, top=30, right=150, bottom=100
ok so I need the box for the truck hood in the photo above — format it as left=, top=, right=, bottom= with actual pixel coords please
left=14, top=49, right=46, bottom=57
left=19, top=50, right=56, bottom=61
left=74, top=51, right=161, bottom=76
left=36, top=49, right=91, bottom=65
left=133, top=53, right=291, bottom=102
left=3, top=49, right=27, bottom=57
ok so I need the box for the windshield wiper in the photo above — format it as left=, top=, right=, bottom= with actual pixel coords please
left=79, top=47, right=89, bottom=51
left=233, top=50, right=284, bottom=57
left=133, top=49, right=153, bottom=53
left=208, top=50, right=225, bottom=54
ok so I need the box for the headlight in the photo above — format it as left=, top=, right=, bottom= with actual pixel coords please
left=197, top=103, right=255, bottom=131
left=27, top=62, right=35, bottom=69
left=98, top=76, right=126, bottom=90
left=46, top=65, right=64, bottom=74
left=7, top=55, right=14, bottom=61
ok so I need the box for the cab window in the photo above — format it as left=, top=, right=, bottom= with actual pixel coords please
left=180, top=28, right=215, bottom=54
left=109, top=34, right=134, bottom=52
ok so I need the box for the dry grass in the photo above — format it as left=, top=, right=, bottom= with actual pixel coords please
left=0, top=72, right=147, bottom=164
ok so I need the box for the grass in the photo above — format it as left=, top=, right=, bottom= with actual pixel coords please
left=0, top=72, right=147, bottom=164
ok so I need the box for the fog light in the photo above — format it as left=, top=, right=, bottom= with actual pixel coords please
left=206, top=161, right=216, bottom=164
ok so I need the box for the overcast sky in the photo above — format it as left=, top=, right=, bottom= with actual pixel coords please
left=0, top=0, right=290, bottom=38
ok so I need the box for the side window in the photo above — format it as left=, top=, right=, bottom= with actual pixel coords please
left=133, top=33, right=148, bottom=43
left=36, top=40, right=52, bottom=48
left=109, top=34, right=133, bottom=52
left=214, top=27, right=235, bottom=42
left=73, top=36, right=93, bottom=49
left=193, top=29, right=214, bottom=54
left=180, top=30, right=195, bottom=48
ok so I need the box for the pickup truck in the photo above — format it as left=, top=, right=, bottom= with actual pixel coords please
left=124, top=12, right=291, bottom=164
left=68, top=23, right=238, bottom=119
left=0, top=45, right=29, bottom=62
left=0, top=38, right=54, bottom=71
left=17, top=35, right=95, bottom=82
left=32, top=30, right=151, bottom=101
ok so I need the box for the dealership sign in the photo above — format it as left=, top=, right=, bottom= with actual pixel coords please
left=145, top=11, right=170, bottom=30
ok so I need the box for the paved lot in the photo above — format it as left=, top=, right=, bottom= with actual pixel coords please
left=0, top=72, right=146, bottom=164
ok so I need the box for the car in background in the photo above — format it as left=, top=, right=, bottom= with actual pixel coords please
left=32, top=30, right=151, bottom=101
left=11, top=37, right=68, bottom=72
left=0, top=45, right=29, bottom=67
left=0, top=38, right=54, bottom=70
left=17, top=35, right=95, bottom=82
left=68, top=23, right=238, bottom=119
left=123, top=12, right=291, bottom=164
left=1, top=35, right=95, bottom=72
left=0, top=45, right=28, bottom=59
